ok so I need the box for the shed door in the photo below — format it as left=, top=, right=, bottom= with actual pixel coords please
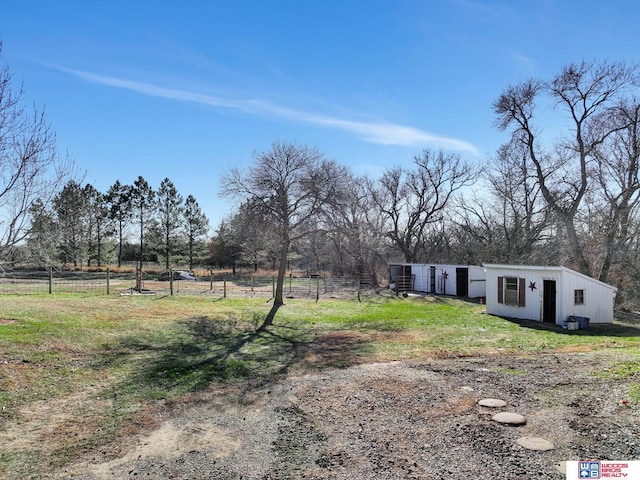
left=456, top=268, right=468, bottom=297
left=396, top=265, right=413, bottom=292
left=543, top=280, right=556, bottom=323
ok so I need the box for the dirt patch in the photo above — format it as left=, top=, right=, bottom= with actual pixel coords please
left=48, top=352, right=640, bottom=480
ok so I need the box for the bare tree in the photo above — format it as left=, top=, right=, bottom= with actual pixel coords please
left=323, top=173, right=389, bottom=277
left=220, top=141, right=348, bottom=330
left=223, top=200, right=280, bottom=272
left=494, top=61, right=638, bottom=276
left=451, top=140, right=552, bottom=264
left=369, top=149, right=475, bottom=263
left=209, top=220, right=242, bottom=272
left=590, top=97, right=640, bottom=282
left=0, top=41, right=73, bottom=265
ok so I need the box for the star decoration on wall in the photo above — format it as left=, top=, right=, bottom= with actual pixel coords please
left=529, top=281, right=537, bottom=291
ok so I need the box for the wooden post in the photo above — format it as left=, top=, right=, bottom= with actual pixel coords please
left=106, top=268, right=110, bottom=295
left=223, top=277, right=227, bottom=298
left=48, top=267, right=53, bottom=294
left=170, top=269, right=174, bottom=295
left=316, top=277, right=320, bottom=302
left=272, top=276, right=276, bottom=298
left=210, top=270, right=213, bottom=291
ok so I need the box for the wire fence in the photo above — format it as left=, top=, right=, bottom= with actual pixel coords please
left=0, top=270, right=381, bottom=301
left=0, top=271, right=132, bottom=295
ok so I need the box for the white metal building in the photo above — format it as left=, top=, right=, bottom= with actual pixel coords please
left=484, top=264, right=617, bottom=325
left=388, top=263, right=486, bottom=298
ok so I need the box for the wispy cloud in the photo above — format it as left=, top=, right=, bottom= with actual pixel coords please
left=509, top=52, right=537, bottom=75
left=56, top=66, right=480, bottom=154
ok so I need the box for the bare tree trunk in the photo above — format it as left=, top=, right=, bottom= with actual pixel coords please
left=258, top=240, right=288, bottom=331
left=561, top=215, right=591, bottom=277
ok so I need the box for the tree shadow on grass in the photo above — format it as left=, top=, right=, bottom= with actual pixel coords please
left=499, top=315, right=640, bottom=338
left=100, top=315, right=373, bottom=400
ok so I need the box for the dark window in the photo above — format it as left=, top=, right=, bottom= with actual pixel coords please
left=574, top=289, right=585, bottom=305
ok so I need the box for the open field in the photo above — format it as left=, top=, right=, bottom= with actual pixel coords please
left=1, top=293, right=639, bottom=479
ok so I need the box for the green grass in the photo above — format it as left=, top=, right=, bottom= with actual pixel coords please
left=1, top=293, right=639, bottom=478
left=597, top=358, right=640, bottom=379
left=628, top=383, right=640, bottom=403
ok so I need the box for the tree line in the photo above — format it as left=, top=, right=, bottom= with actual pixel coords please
left=2, top=39, right=640, bottom=308
left=214, top=61, right=640, bottom=310
left=25, top=176, right=210, bottom=271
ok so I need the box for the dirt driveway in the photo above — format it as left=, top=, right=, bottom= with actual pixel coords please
left=54, top=351, right=639, bottom=480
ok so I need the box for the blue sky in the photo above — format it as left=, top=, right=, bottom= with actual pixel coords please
left=2, top=1, right=639, bottom=231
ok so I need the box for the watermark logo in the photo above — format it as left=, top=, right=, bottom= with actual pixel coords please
left=578, top=461, right=600, bottom=478
left=567, top=460, right=637, bottom=479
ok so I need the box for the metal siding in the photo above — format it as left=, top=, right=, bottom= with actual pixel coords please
left=441, top=266, right=457, bottom=295
left=388, top=263, right=487, bottom=298
left=562, top=270, right=614, bottom=323
left=468, top=266, right=487, bottom=298
left=413, top=264, right=428, bottom=292
left=486, top=266, right=556, bottom=322
left=485, top=265, right=616, bottom=324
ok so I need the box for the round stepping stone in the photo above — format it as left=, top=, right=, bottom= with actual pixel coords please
left=478, top=398, right=507, bottom=408
left=516, top=437, right=554, bottom=451
left=492, top=411, right=526, bottom=426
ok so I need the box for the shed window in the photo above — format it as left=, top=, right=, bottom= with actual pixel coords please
left=505, top=277, right=519, bottom=306
left=498, top=276, right=526, bottom=307
left=574, top=289, right=585, bottom=305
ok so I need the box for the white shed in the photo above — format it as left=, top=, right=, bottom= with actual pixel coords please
left=388, top=263, right=486, bottom=298
left=484, top=264, right=617, bottom=325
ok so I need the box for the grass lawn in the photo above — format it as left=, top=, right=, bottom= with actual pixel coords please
left=1, top=293, right=639, bottom=477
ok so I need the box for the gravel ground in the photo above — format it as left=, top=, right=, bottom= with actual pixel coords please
left=57, top=352, right=639, bottom=480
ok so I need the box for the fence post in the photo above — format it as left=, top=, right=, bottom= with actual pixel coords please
left=223, top=277, right=227, bottom=298
left=48, top=267, right=53, bottom=294
left=170, top=269, right=174, bottom=295
left=272, top=276, right=275, bottom=298
left=357, top=275, right=361, bottom=302
left=136, top=267, right=142, bottom=293
left=210, top=270, right=213, bottom=291
left=106, top=268, right=110, bottom=295
left=251, top=274, right=254, bottom=292
left=316, top=277, right=320, bottom=302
